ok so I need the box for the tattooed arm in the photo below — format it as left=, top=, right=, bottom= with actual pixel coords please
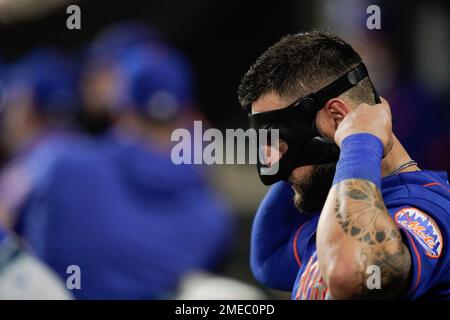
left=316, top=99, right=412, bottom=299
left=317, top=179, right=411, bottom=299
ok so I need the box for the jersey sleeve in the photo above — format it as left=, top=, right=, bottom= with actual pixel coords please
left=250, top=181, right=312, bottom=291
left=388, top=203, right=449, bottom=299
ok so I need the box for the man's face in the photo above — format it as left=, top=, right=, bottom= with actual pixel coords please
left=252, top=92, right=336, bottom=214
left=81, top=67, right=119, bottom=114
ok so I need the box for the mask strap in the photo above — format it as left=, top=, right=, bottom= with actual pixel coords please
left=312, top=63, right=372, bottom=107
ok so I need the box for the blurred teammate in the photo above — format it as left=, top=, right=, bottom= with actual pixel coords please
left=86, top=40, right=235, bottom=298
left=0, top=48, right=79, bottom=299
left=238, top=31, right=450, bottom=299
left=0, top=48, right=80, bottom=228
left=1, top=26, right=233, bottom=299
left=79, top=22, right=160, bottom=134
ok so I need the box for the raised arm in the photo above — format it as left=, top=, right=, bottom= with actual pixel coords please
left=317, top=99, right=411, bottom=299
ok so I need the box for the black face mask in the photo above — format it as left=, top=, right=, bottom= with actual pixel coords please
left=246, top=63, right=380, bottom=186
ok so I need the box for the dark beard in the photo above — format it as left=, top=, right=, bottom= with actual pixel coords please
left=293, top=163, right=336, bottom=214
left=77, top=108, right=112, bottom=135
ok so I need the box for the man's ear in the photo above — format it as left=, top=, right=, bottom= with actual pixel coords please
left=324, top=98, right=351, bottom=127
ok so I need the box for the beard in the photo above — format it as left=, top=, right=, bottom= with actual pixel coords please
left=292, top=163, right=336, bottom=214
left=78, top=107, right=112, bottom=135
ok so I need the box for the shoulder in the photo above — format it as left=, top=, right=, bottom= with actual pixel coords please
left=24, top=134, right=115, bottom=189
left=391, top=206, right=445, bottom=259
left=384, top=170, right=450, bottom=241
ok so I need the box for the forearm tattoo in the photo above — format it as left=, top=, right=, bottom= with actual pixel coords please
left=334, top=179, right=411, bottom=297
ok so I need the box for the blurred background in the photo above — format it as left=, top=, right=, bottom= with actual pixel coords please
left=0, top=0, right=448, bottom=299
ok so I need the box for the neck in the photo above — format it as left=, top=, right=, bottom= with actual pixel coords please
left=381, top=134, right=419, bottom=177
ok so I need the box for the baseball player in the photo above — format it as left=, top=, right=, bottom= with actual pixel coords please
left=238, top=31, right=450, bottom=299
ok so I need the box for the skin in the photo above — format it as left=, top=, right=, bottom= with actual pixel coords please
left=0, top=89, right=45, bottom=155
left=0, top=91, right=48, bottom=229
left=252, top=92, right=418, bottom=299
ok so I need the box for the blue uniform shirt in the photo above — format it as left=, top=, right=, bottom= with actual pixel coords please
left=252, top=170, right=450, bottom=299
left=8, top=131, right=233, bottom=299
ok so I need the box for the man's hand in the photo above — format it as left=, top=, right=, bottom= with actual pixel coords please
left=316, top=97, right=412, bottom=299
left=334, top=97, right=393, bottom=155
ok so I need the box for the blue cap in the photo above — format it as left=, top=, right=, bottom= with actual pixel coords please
left=114, top=44, right=194, bottom=121
left=85, top=22, right=160, bottom=69
left=6, top=48, right=79, bottom=116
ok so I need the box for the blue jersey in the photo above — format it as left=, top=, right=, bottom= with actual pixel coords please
left=251, top=170, right=450, bottom=299
left=4, top=131, right=233, bottom=299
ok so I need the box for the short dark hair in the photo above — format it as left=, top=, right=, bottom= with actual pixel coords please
left=237, top=31, right=375, bottom=108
